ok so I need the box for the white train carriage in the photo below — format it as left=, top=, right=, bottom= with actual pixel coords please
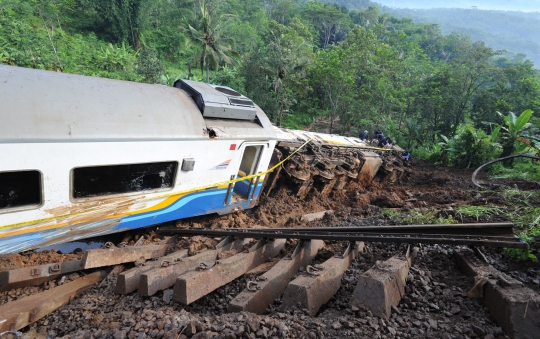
left=0, top=65, right=277, bottom=254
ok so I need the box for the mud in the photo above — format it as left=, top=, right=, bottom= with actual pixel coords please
left=1, top=160, right=539, bottom=339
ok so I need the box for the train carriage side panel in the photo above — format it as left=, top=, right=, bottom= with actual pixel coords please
left=0, top=65, right=277, bottom=253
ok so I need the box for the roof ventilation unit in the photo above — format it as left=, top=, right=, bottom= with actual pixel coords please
left=175, top=79, right=257, bottom=120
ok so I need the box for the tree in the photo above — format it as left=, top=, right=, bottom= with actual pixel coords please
left=301, top=1, right=350, bottom=48
left=182, top=1, right=239, bottom=83
left=78, top=0, right=155, bottom=49
left=310, top=44, right=357, bottom=133
left=242, top=19, right=313, bottom=125
left=498, top=109, right=535, bottom=166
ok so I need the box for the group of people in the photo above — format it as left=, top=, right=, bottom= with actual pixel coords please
left=358, top=128, right=410, bottom=161
left=358, top=129, right=394, bottom=148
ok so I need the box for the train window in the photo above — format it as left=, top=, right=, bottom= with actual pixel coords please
left=72, top=161, right=178, bottom=199
left=0, top=170, right=42, bottom=211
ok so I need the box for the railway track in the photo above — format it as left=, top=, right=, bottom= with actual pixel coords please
left=157, top=223, right=526, bottom=249
left=0, top=222, right=537, bottom=338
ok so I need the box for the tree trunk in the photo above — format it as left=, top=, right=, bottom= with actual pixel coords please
left=206, top=63, right=210, bottom=83
left=501, top=142, right=515, bottom=167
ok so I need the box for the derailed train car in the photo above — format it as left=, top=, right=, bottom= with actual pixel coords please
left=0, top=65, right=406, bottom=254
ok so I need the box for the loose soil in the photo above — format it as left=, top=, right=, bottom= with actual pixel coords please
left=1, top=160, right=539, bottom=339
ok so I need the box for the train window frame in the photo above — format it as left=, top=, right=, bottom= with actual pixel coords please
left=69, top=160, right=179, bottom=202
left=0, top=169, right=44, bottom=214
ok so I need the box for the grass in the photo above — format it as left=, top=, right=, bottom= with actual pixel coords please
left=455, top=205, right=503, bottom=221
left=383, top=208, right=459, bottom=225
left=487, top=158, right=540, bottom=181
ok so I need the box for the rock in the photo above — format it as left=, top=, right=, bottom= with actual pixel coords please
left=113, top=330, right=126, bottom=339
left=388, top=326, right=397, bottom=335
left=449, top=306, right=460, bottom=315
left=472, top=325, right=486, bottom=336
left=441, top=333, right=451, bottom=339
left=184, top=321, right=197, bottom=337
left=162, top=289, right=174, bottom=303
left=331, top=322, right=342, bottom=330
left=247, top=318, right=260, bottom=332
left=428, top=319, right=437, bottom=330
left=192, top=332, right=214, bottom=339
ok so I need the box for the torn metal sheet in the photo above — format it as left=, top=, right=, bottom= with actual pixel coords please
left=228, top=239, right=324, bottom=314
left=173, top=238, right=286, bottom=305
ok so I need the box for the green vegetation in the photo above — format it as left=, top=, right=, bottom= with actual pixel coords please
left=3, top=0, right=539, bottom=142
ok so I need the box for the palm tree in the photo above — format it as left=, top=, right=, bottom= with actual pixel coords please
left=182, top=2, right=239, bottom=83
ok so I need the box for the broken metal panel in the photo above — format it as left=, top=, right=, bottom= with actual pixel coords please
left=138, top=237, right=250, bottom=296
left=115, top=249, right=189, bottom=295
left=81, top=243, right=172, bottom=269
left=350, top=247, right=418, bottom=319
left=228, top=239, right=324, bottom=314
left=0, top=260, right=83, bottom=292
left=0, top=271, right=105, bottom=332
left=173, top=238, right=286, bottom=305
left=281, top=242, right=363, bottom=316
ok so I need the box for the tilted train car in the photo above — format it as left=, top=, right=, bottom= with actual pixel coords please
left=0, top=65, right=400, bottom=254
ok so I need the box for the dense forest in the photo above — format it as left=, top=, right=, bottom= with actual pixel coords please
left=375, top=0, right=540, bottom=11
left=325, top=0, right=540, bottom=66
left=1, top=0, right=539, bottom=167
left=384, top=8, right=540, bottom=67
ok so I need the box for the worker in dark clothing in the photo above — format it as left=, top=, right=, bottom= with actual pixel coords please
left=373, top=129, right=383, bottom=139
left=401, top=150, right=411, bottom=161
left=358, top=130, right=369, bottom=140
left=377, top=135, right=388, bottom=148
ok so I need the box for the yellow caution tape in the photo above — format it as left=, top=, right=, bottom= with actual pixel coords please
left=0, top=137, right=400, bottom=232
left=0, top=138, right=314, bottom=231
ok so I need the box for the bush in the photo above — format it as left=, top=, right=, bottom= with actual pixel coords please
left=419, top=124, right=502, bottom=168
left=137, top=48, right=165, bottom=84
left=449, top=124, right=501, bottom=169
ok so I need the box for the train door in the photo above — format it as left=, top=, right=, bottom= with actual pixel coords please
left=225, top=144, right=265, bottom=205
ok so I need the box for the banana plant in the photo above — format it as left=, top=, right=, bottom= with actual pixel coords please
left=498, top=109, right=534, bottom=155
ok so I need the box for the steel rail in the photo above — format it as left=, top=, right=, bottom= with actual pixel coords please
left=208, top=223, right=516, bottom=237
left=158, top=227, right=526, bottom=249
left=472, top=154, right=540, bottom=188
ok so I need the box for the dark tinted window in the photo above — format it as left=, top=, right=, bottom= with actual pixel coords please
left=73, top=162, right=178, bottom=199
left=0, top=170, right=42, bottom=210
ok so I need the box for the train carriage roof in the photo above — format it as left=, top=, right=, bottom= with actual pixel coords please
left=0, top=65, right=276, bottom=142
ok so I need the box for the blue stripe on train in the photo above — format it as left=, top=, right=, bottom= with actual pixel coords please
left=0, top=183, right=264, bottom=254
